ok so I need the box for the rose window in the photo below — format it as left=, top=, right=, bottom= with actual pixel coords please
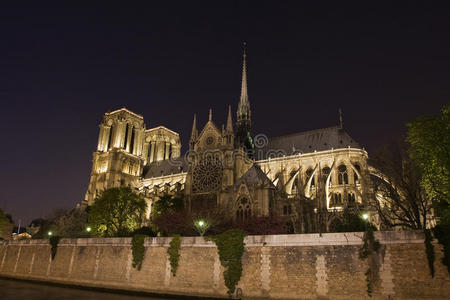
left=192, top=157, right=223, bottom=193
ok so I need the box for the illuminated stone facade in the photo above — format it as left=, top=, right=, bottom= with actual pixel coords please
left=84, top=50, right=378, bottom=229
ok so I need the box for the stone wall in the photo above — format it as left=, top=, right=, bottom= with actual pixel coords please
left=0, top=231, right=448, bottom=299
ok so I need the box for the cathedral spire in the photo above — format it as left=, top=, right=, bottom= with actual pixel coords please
left=226, top=105, right=233, bottom=132
left=237, top=42, right=250, bottom=122
left=190, top=113, right=198, bottom=140
left=209, top=108, right=212, bottom=121
left=235, top=42, right=254, bottom=155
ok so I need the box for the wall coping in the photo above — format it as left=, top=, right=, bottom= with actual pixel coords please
left=0, top=230, right=426, bottom=247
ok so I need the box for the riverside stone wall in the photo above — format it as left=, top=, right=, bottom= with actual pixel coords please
left=0, top=231, right=449, bottom=299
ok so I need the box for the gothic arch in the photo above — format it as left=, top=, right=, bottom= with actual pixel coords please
left=235, top=196, right=252, bottom=222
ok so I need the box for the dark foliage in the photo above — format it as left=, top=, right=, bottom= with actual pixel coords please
left=152, top=210, right=194, bottom=236
left=330, top=208, right=375, bottom=233
left=424, top=229, right=435, bottom=277
left=131, top=226, right=157, bottom=237
left=49, top=236, right=61, bottom=260
left=131, top=234, right=147, bottom=271
left=152, top=194, right=184, bottom=217
left=433, top=224, right=450, bottom=275
left=234, top=216, right=288, bottom=235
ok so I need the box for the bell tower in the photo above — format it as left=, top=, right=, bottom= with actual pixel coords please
left=83, top=108, right=145, bottom=206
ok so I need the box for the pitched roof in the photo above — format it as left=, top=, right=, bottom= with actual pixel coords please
left=143, top=157, right=188, bottom=179
left=235, top=165, right=274, bottom=187
left=256, top=126, right=360, bottom=160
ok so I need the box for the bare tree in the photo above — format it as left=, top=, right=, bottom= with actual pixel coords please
left=368, top=142, right=433, bottom=230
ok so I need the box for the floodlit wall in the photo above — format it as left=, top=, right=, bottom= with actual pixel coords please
left=0, top=231, right=449, bottom=299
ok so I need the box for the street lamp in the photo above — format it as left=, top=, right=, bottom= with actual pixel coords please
left=362, top=213, right=369, bottom=231
left=47, top=231, right=53, bottom=236
left=193, top=219, right=209, bottom=236
left=86, top=226, right=92, bottom=232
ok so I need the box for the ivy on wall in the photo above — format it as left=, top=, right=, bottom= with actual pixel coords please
left=424, top=229, right=435, bottom=278
left=359, top=227, right=380, bottom=297
left=208, top=229, right=246, bottom=296
left=433, top=224, right=450, bottom=274
left=49, top=236, right=61, bottom=260
left=167, top=234, right=181, bottom=276
left=131, top=234, right=147, bottom=271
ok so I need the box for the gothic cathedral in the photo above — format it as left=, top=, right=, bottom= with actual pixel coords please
left=84, top=49, right=377, bottom=231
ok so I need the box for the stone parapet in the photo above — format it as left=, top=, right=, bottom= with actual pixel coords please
left=0, top=231, right=448, bottom=299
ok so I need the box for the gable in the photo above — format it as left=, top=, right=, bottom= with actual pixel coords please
left=196, top=121, right=222, bottom=150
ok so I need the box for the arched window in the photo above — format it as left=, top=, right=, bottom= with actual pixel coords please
left=322, top=166, right=331, bottom=182
left=129, top=126, right=135, bottom=154
left=291, top=180, right=298, bottom=195
left=354, top=164, right=361, bottom=184
left=332, top=193, right=342, bottom=206
left=338, top=164, right=348, bottom=185
left=124, top=124, right=129, bottom=149
left=306, top=168, right=315, bottom=187
left=107, top=125, right=113, bottom=150
left=236, top=197, right=251, bottom=222
left=348, top=193, right=356, bottom=203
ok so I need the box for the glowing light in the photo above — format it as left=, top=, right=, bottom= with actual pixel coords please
left=86, top=227, right=92, bottom=232
left=362, top=213, right=369, bottom=220
left=48, top=231, right=53, bottom=236
left=197, top=220, right=205, bottom=227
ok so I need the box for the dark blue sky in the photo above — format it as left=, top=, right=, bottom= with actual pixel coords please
left=1, top=2, right=449, bottom=225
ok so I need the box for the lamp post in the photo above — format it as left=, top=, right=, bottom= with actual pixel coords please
left=194, top=219, right=209, bottom=236
left=362, top=213, right=369, bottom=231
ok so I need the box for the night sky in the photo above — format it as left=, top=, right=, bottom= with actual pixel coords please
left=1, top=2, right=449, bottom=225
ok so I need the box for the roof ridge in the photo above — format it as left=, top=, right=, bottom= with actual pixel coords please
left=268, top=126, right=341, bottom=140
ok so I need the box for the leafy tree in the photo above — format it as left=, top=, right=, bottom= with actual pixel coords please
left=0, top=209, right=12, bottom=239
left=407, top=103, right=450, bottom=212
left=369, top=142, right=433, bottom=229
left=50, top=209, right=89, bottom=238
left=329, top=206, right=374, bottom=232
left=89, top=187, right=147, bottom=237
left=151, top=194, right=184, bottom=218
left=152, top=210, right=193, bottom=236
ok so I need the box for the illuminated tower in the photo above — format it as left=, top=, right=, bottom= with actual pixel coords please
left=235, top=43, right=254, bottom=155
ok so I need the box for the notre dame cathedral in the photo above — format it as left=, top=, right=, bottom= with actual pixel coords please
left=83, top=49, right=378, bottom=232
